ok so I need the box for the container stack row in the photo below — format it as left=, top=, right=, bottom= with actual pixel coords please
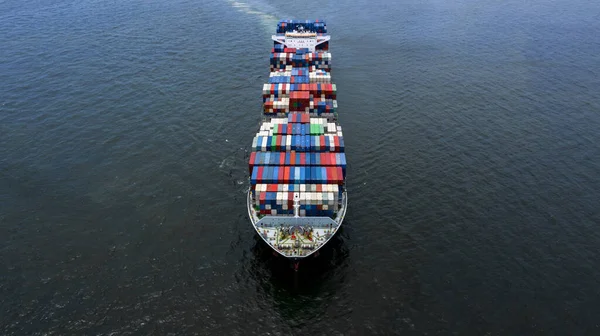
left=270, top=51, right=331, bottom=71
left=250, top=166, right=345, bottom=185
left=250, top=135, right=345, bottom=152
left=262, top=83, right=336, bottom=99
left=248, top=152, right=346, bottom=171
left=253, top=183, right=340, bottom=216
left=253, top=191, right=338, bottom=217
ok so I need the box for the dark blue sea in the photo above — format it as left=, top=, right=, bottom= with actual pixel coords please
left=1, top=0, right=600, bottom=334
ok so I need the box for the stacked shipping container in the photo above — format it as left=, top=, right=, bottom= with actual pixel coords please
left=250, top=20, right=345, bottom=218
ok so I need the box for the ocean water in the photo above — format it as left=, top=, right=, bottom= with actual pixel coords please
left=1, top=0, right=600, bottom=334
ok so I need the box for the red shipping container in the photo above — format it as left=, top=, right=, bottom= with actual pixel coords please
left=257, top=167, right=264, bottom=182
left=260, top=192, right=266, bottom=202
left=276, top=135, right=282, bottom=151
left=291, top=91, right=310, bottom=100
left=336, top=167, right=343, bottom=183
left=334, top=136, right=340, bottom=152
left=316, top=184, right=322, bottom=192
left=278, top=166, right=284, bottom=182
left=249, top=152, right=256, bottom=173
left=301, top=113, right=310, bottom=123
left=290, top=151, right=296, bottom=165
left=329, top=167, right=337, bottom=184
left=279, top=152, right=286, bottom=166
left=284, top=166, right=291, bottom=183
left=300, top=153, right=306, bottom=165
left=321, top=153, right=328, bottom=166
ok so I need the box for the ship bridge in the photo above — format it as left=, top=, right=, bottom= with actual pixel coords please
left=271, top=20, right=330, bottom=52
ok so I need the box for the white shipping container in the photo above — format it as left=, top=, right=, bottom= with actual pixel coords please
left=300, top=209, right=306, bottom=216
left=317, top=193, right=322, bottom=204
left=283, top=184, right=288, bottom=192
left=300, top=184, right=306, bottom=192
left=261, top=137, right=267, bottom=151
left=271, top=210, right=277, bottom=216
left=266, top=204, right=271, bottom=210
left=329, top=123, right=337, bottom=133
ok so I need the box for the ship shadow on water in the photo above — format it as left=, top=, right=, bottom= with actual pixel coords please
left=240, top=224, right=352, bottom=329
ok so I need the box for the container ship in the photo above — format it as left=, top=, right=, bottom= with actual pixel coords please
left=247, top=20, right=348, bottom=263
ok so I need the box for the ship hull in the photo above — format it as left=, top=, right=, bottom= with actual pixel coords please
left=247, top=188, right=347, bottom=260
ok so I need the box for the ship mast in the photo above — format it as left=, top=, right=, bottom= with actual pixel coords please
left=293, top=192, right=300, bottom=218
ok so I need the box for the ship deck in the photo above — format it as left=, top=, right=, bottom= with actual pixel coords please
left=247, top=188, right=347, bottom=259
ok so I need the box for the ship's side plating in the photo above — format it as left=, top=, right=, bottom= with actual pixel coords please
left=247, top=20, right=347, bottom=259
